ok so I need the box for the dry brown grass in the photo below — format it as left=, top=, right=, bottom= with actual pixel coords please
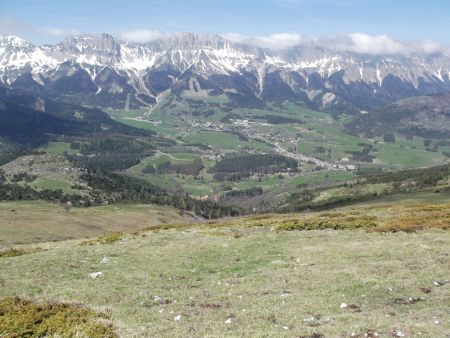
left=369, top=206, right=450, bottom=232
left=0, top=201, right=196, bottom=245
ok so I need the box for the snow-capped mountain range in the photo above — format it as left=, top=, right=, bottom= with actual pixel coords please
left=1, top=32, right=449, bottom=112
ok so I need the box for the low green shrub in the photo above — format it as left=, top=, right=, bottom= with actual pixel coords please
left=0, top=296, right=117, bottom=337
left=277, top=215, right=378, bottom=231
left=80, top=232, right=125, bottom=245
left=0, top=248, right=43, bottom=259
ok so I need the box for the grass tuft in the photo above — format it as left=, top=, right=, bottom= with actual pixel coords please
left=276, top=214, right=378, bottom=231
left=80, top=232, right=125, bottom=246
left=0, top=296, right=117, bottom=337
left=0, top=248, right=44, bottom=259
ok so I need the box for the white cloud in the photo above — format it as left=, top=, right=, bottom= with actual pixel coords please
left=347, top=33, right=406, bottom=54
left=257, top=33, right=303, bottom=49
left=119, top=29, right=166, bottom=43
left=222, top=32, right=302, bottom=49
left=39, top=27, right=65, bottom=36
left=221, top=33, right=247, bottom=44
left=0, top=17, right=74, bottom=42
left=224, top=32, right=444, bottom=54
left=0, top=16, right=444, bottom=55
left=317, top=33, right=443, bottom=55
left=419, top=39, right=441, bottom=54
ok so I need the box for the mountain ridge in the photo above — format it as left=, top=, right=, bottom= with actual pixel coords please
left=1, top=32, right=450, bottom=112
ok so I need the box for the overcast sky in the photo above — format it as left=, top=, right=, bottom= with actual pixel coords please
left=1, top=0, right=449, bottom=51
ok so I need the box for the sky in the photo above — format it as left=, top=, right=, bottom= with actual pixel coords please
left=0, top=0, right=449, bottom=50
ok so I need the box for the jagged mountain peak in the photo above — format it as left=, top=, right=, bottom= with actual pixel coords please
left=0, top=34, right=33, bottom=50
left=148, top=32, right=239, bottom=52
left=0, top=31, right=449, bottom=113
left=0, top=34, right=30, bottom=46
left=61, top=33, right=119, bottom=53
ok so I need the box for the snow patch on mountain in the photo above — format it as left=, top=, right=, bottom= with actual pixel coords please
left=0, top=33, right=449, bottom=111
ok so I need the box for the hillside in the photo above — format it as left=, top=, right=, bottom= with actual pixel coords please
left=0, top=87, right=154, bottom=147
left=346, top=92, right=450, bottom=139
left=1, top=194, right=449, bottom=337
left=0, top=201, right=198, bottom=245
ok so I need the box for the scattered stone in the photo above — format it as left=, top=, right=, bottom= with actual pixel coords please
left=299, top=334, right=324, bottom=338
left=303, top=314, right=322, bottom=327
left=433, top=280, right=448, bottom=287
left=364, top=329, right=379, bottom=337
left=89, top=271, right=102, bottom=279
left=199, top=303, right=228, bottom=309
left=419, top=287, right=432, bottom=294
left=100, top=257, right=110, bottom=264
left=153, top=296, right=172, bottom=305
left=304, top=314, right=321, bottom=322
left=347, top=304, right=362, bottom=311
left=340, top=303, right=361, bottom=311
left=394, top=297, right=424, bottom=305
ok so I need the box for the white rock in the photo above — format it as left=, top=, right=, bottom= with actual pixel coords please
left=89, top=271, right=102, bottom=279
left=395, top=331, right=405, bottom=337
left=100, top=257, right=110, bottom=264
left=340, top=303, right=348, bottom=308
left=174, top=315, right=182, bottom=321
left=225, top=318, right=232, bottom=324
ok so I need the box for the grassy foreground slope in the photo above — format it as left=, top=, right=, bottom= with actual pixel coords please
left=0, top=194, right=449, bottom=337
left=0, top=201, right=196, bottom=245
